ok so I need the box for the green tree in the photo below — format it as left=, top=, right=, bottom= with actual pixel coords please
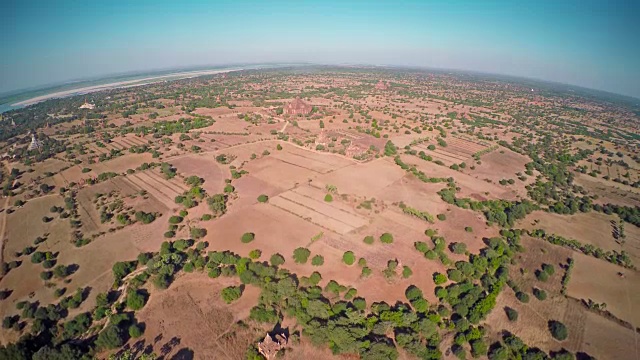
left=241, top=232, right=255, bottom=243
left=270, top=253, right=285, bottom=266
left=533, top=287, right=547, bottom=301
left=311, top=255, right=324, bottom=266
left=95, top=324, right=124, bottom=350
left=129, top=324, right=144, bottom=338
left=548, top=320, right=568, bottom=341
left=380, top=233, right=394, bottom=244
left=221, top=286, right=243, bottom=303
left=433, top=272, right=447, bottom=285
left=293, top=247, right=311, bottom=264
left=342, top=251, right=355, bottom=265
left=126, top=290, right=146, bottom=310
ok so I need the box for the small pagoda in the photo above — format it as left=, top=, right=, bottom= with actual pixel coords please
left=257, top=333, right=287, bottom=359
left=375, top=80, right=389, bottom=90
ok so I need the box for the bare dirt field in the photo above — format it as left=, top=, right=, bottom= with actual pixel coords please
left=567, top=252, right=640, bottom=326
left=518, top=210, right=640, bottom=264
left=399, top=153, right=521, bottom=201
left=573, top=172, right=640, bottom=207
left=170, top=154, right=226, bottom=195
left=128, top=274, right=264, bottom=360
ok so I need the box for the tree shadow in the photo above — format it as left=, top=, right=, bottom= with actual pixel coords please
left=170, top=348, right=194, bottom=360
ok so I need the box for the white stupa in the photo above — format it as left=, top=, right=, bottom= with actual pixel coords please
left=79, top=99, right=95, bottom=110
left=28, top=132, right=43, bottom=151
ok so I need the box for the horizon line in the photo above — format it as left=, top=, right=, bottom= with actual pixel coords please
left=2, top=62, right=639, bottom=107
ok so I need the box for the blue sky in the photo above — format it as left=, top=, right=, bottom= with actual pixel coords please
left=1, top=0, right=639, bottom=98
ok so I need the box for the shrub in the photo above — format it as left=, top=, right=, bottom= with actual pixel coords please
left=224, top=184, right=235, bottom=193
left=126, top=290, right=146, bottom=310
left=450, top=242, right=467, bottom=254
left=361, top=266, right=372, bottom=277
left=424, top=250, right=437, bottom=260
left=402, top=266, right=413, bottom=278
left=533, top=287, right=547, bottom=301
left=535, top=269, right=549, bottom=282
left=201, top=214, right=213, bottom=221
left=311, top=255, right=324, bottom=266
left=470, top=339, right=487, bottom=358
left=548, top=320, right=568, bottom=340
left=53, top=265, right=71, bottom=279
left=40, top=271, right=52, bottom=280
left=505, top=307, right=518, bottom=321
left=542, top=263, right=555, bottom=275
left=363, top=235, right=374, bottom=244
left=221, top=286, right=243, bottom=303
left=190, top=227, right=207, bottom=239
left=433, top=272, right=447, bottom=285
left=129, top=324, right=143, bottom=338
left=465, top=226, right=473, bottom=232
left=309, top=272, right=322, bottom=285
left=270, top=253, right=285, bottom=266
left=324, top=194, right=333, bottom=202
left=135, top=211, right=156, bottom=224
left=437, top=214, right=447, bottom=221
left=380, top=233, right=394, bottom=244
left=31, top=252, right=45, bottom=263
left=249, top=249, right=262, bottom=259
left=95, top=324, right=124, bottom=350
left=164, top=231, right=175, bottom=238
left=257, top=194, right=269, bottom=203
left=208, top=268, right=221, bottom=278
left=293, top=247, right=311, bottom=264
left=241, top=232, right=255, bottom=243
left=168, top=216, right=183, bottom=224
left=342, top=251, right=355, bottom=265
left=447, top=269, right=463, bottom=282
left=515, top=291, right=530, bottom=303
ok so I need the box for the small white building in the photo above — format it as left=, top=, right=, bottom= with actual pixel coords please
left=28, top=133, right=42, bottom=151
left=79, top=100, right=95, bottom=110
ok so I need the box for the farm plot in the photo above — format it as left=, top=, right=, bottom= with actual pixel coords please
left=270, top=145, right=355, bottom=174
left=124, top=169, right=188, bottom=209
left=414, top=136, right=490, bottom=166
left=109, top=135, right=148, bottom=148
left=315, top=157, right=406, bottom=198
left=268, top=185, right=369, bottom=235
left=76, top=182, right=121, bottom=234
left=240, top=146, right=354, bottom=190
left=90, top=153, right=155, bottom=174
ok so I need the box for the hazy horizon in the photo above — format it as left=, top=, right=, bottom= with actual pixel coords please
left=2, top=0, right=639, bottom=98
